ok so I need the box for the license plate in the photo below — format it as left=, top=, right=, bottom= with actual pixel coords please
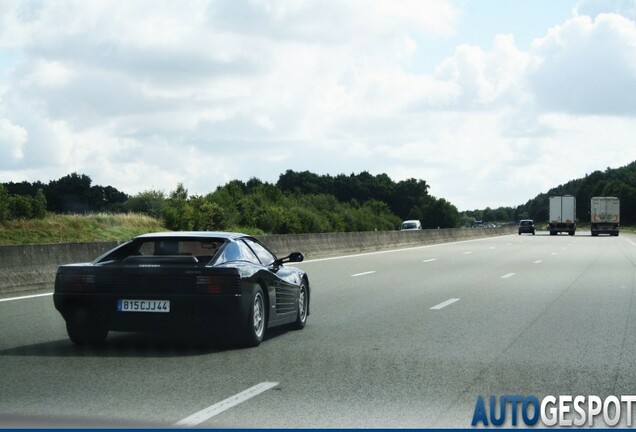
left=117, top=299, right=170, bottom=313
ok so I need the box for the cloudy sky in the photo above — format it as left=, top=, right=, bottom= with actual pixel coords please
left=2, top=0, right=636, bottom=211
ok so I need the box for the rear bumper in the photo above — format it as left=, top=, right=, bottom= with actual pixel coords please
left=591, top=223, right=619, bottom=233
left=549, top=223, right=575, bottom=232
left=54, top=293, right=248, bottom=333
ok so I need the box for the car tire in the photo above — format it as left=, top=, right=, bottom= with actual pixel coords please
left=242, top=286, right=266, bottom=347
left=66, top=319, right=108, bottom=345
left=290, top=281, right=308, bottom=330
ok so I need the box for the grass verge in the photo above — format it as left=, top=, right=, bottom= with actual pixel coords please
left=0, top=213, right=167, bottom=245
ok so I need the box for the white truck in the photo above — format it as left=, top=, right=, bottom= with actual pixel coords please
left=549, top=195, right=576, bottom=236
left=591, top=196, right=620, bottom=236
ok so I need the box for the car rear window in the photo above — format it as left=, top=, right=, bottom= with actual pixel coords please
left=101, top=238, right=225, bottom=264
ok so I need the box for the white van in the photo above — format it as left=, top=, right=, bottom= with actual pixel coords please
left=400, top=220, right=422, bottom=231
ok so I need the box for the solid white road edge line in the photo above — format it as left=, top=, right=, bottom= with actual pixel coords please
left=501, top=273, right=516, bottom=279
left=351, top=271, right=376, bottom=277
left=430, top=298, right=460, bottom=310
left=0, top=292, right=52, bottom=303
left=299, top=234, right=517, bottom=263
left=174, top=382, right=279, bottom=427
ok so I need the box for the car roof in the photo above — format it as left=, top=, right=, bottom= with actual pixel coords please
left=134, top=231, right=249, bottom=240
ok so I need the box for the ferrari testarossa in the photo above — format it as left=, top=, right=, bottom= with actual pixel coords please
left=53, top=232, right=310, bottom=346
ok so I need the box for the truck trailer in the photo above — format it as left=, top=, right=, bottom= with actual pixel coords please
left=549, top=195, right=576, bottom=236
left=591, top=196, right=620, bottom=236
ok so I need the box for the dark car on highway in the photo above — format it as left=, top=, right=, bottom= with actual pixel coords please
left=518, top=219, right=536, bottom=235
left=53, top=232, right=310, bottom=347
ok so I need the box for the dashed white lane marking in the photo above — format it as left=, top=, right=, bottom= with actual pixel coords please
left=489, top=247, right=496, bottom=250
left=463, top=251, right=473, bottom=255
left=351, top=271, right=376, bottom=277
left=422, top=259, right=437, bottom=263
left=174, top=382, right=279, bottom=427
left=534, top=260, right=543, bottom=264
left=501, top=273, right=516, bottom=279
left=551, top=252, right=558, bottom=256
left=0, top=292, right=52, bottom=303
left=430, top=298, right=460, bottom=310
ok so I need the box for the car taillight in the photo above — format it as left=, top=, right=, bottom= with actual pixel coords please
left=196, top=276, right=241, bottom=295
left=57, top=273, right=96, bottom=292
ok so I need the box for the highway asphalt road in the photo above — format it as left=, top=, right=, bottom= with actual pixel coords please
left=1, top=231, right=636, bottom=428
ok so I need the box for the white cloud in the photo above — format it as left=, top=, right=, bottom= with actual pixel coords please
left=1, top=0, right=636, bottom=211
left=528, top=13, right=636, bottom=114
left=435, top=34, right=535, bottom=107
left=0, top=118, right=27, bottom=166
left=575, top=0, right=636, bottom=20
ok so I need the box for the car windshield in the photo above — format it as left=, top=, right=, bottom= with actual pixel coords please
left=402, top=223, right=417, bottom=229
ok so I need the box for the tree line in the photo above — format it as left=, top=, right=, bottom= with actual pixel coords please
left=4, top=162, right=634, bottom=231
left=0, top=173, right=128, bottom=222
left=0, top=170, right=461, bottom=232
left=461, top=161, right=636, bottom=226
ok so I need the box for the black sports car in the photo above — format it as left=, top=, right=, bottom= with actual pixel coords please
left=53, top=232, right=310, bottom=347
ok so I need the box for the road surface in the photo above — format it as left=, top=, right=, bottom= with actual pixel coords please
left=1, top=232, right=635, bottom=428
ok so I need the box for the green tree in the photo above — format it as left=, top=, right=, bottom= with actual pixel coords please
left=163, top=183, right=192, bottom=230
left=45, top=172, right=93, bottom=212
left=0, top=185, right=9, bottom=222
left=32, top=189, right=47, bottom=219
left=189, top=196, right=226, bottom=231
left=9, top=195, right=33, bottom=219
left=124, top=190, right=165, bottom=218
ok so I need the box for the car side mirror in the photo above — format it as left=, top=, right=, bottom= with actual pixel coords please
left=287, top=252, right=304, bottom=263
left=274, top=252, right=304, bottom=267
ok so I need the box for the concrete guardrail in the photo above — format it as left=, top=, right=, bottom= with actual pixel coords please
left=0, top=227, right=515, bottom=297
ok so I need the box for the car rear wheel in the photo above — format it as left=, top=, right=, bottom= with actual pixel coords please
left=242, top=286, right=265, bottom=347
left=66, top=320, right=108, bottom=345
left=290, top=281, right=308, bottom=330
